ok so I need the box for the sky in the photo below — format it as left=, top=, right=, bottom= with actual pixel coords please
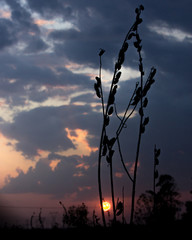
left=0, top=0, right=192, bottom=226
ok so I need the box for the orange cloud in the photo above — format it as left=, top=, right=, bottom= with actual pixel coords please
left=49, top=159, right=61, bottom=171
left=56, top=128, right=98, bottom=157
left=76, top=162, right=90, bottom=170
left=0, top=10, right=11, bottom=19
left=0, top=132, right=35, bottom=188
left=115, top=172, right=124, bottom=178
left=34, top=19, right=55, bottom=26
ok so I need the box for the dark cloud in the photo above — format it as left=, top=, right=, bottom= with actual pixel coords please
left=1, top=153, right=99, bottom=201
left=0, top=0, right=192, bottom=209
left=24, top=36, right=49, bottom=53
left=27, top=0, right=74, bottom=19
left=1, top=107, right=75, bottom=157
left=0, top=19, right=16, bottom=50
left=0, top=104, right=101, bottom=157
left=5, top=0, right=39, bottom=31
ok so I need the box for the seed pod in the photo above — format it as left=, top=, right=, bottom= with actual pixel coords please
left=115, top=62, right=121, bottom=71
left=140, top=5, right=144, bottom=11
left=137, top=18, right=143, bottom=24
left=112, top=85, right=118, bottom=96
left=155, top=148, right=161, bottom=157
left=141, top=125, right=145, bottom=134
left=139, top=107, right=144, bottom=117
left=108, top=93, right=115, bottom=106
left=108, top=106, right=114, bottom=116
left=127, top=32, right=136, bottom=40
left=113, top=71, right=121, bottom=84
left=95, top=76, right=101, bottom=86
left=155, top=158, right=159, bottom=166
left=102, top=144, right=107, bottom=156
left=108, top=137, right=116, bottom=149
left=122, top=42, right=129, bottom=52
left=143, top=98, right=148, bottom=108
left=134, top=41, right=139, bottom=49
left=94, top=83, right=101, bottom=98
left=135, top=8, right=139, bottom=14
left=118, top=51, right=125, bottom=65
left=103, top=135, right=109, bottom=145
left=99, top=48, right=105, bottom=56
left=143, top=117, right=149, bottom=126
left=154, top=170, right=159, bottom=179
left=104, top=115, right=110, bottom=126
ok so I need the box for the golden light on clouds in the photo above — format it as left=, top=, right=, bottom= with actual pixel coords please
left=49, top=159, right=61, bottom=171
left=0, top=132, right=35, bottom=188
left=0, top=10, right=11, bottom=19
left=56, top=128, right=98, bottom=157
left=34, top=19, right=55, bottom=26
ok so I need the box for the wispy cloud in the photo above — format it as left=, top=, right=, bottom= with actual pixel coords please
left=148, top=23, right=192, bottom=43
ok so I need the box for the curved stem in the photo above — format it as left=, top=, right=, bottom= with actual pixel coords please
left=97, top=54, right=106, bottom=227
left=130, top=112, right=143, bottom=224
left=109, top=162, right=116, bottom=223
left=130, top=25, right=144, bottom=224
left=117, top=136, right=133, bottom=182
left=98, top=123, right=106, bottom=227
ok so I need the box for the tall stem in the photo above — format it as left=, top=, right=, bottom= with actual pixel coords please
left=110, top=162, right=116, bottom=223
left=98, top=124, right=106, bottom=227
left=130, top=31, right=144, bottom=224
left=97, top=53, right=106, bottom=227
left=130, top=114, right=143, bottom=224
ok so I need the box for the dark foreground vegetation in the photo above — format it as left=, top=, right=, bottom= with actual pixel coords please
left=1, top=174, right=192, bottom=238
left=0, top=223, right=191, bottom=238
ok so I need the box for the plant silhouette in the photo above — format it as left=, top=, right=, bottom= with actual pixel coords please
left=59, top=202, right=89, bottom=227
left=94, top=4, right=156, bottom=225
left=135, top=174, right=182, bottom=225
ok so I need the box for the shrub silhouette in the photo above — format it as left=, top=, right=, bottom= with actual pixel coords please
left=60, top=202, right=89, bottom=227
left=135, top=174, right=182, bottom=225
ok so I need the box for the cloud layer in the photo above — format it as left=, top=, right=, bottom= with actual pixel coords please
left=0, top=0, right=192, bottom=212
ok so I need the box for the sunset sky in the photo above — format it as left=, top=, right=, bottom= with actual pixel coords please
left=0, top=0, right=192, bottom=226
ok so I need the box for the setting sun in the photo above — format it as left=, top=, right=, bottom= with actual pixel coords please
left=102, top=201, right=111, bottom=212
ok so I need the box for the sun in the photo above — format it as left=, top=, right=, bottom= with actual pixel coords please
left=102, top=201, right=111, bottom=212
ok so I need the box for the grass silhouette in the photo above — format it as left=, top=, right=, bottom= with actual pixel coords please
left=94, top=5, right=157, bottom=225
